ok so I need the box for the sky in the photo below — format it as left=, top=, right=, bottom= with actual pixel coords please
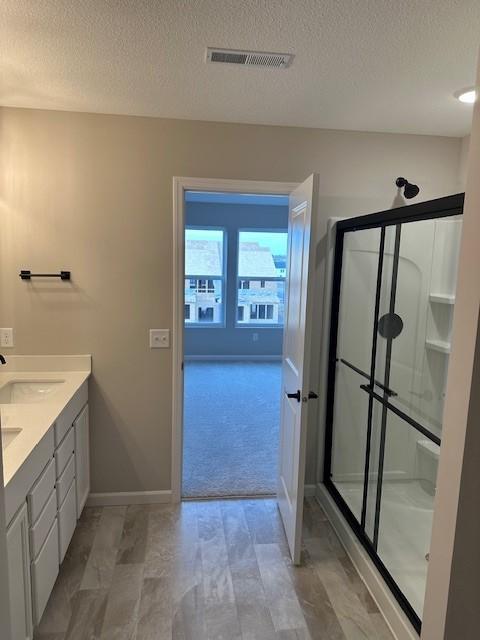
left=186, top=228, right=287, bottom=256
left=239, top=231, right=287, bottom=256
left=186, top=228, right=224, bottom=243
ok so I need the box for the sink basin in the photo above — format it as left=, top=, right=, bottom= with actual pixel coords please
left=0, top=380, right=65, bottom=404
left=1, top=427, right=22, bottom=449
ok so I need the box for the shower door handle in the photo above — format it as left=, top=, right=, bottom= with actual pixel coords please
left=361, top=382, right=397, bottom=398
left=339, top=358, right=397, bottom=397
left=360, top=384, right=373, bottom=395
left=286, top=390, right=301, bottom=403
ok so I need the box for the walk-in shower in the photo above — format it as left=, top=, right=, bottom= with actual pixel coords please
left=323, top=193, right=464, bottom=632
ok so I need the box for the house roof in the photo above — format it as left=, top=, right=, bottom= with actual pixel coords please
left=238, top=243, right=278, bottom=278
left=185, top=240, right=222, bottom=276
left=186, top=239, right=280, bottom=279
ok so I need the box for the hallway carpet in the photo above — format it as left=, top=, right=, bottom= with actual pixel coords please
left=182, top=361, right=281, bottom=497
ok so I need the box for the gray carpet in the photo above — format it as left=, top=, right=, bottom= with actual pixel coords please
left=182, top=361, right=281, bottom=498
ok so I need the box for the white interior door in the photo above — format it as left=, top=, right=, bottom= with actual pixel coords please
left=277, top=174, right=319, bottom=564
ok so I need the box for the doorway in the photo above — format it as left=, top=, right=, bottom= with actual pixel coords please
left=172, top=176, right=320, bottom=566
left=181, top=191, right=289, bottom=498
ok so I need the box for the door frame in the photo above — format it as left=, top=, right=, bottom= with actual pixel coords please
left=322, top=192, right=464, bottom=634
left=172, top=177, right=299, bottom=502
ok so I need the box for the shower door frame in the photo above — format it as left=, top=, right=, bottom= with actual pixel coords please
left=323, top=193, right=464, bottom=633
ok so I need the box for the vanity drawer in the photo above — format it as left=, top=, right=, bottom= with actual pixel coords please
left=56, top=453, right=75, bottom=507
left=29, top=489, right=57, bottom=560
left=54, top=382, right=88, bottom=446
left=55, top=427, right=75, bottom=478
left=27, top=458, right=56, bottom=524
left=31, top=518, right=59, bottom=625
left=58, top=480, right=77, bottom=563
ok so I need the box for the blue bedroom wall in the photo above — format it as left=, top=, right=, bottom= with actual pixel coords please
left=184, top=200, right=288, bottom=357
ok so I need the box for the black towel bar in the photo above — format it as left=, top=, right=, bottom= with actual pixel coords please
left=19, top=270, right=71, bottom=281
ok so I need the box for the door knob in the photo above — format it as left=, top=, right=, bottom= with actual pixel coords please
left=286, top=390, right=301, bottom=402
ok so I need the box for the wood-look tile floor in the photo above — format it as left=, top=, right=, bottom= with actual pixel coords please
left=34, top=498, right=394, bottom=640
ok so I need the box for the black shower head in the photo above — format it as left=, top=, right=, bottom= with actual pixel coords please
left=396, top=177, right=420, bottom=199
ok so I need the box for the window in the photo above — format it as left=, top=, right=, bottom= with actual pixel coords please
left=185, top=228, right=225, bottom=325
left=250, top=304, right=274, bottom=320
left=236, top=230, right=287, bottom=326
left=198, top=307, right=214, bottom=321
left=192, top=278, right=215, bottom=293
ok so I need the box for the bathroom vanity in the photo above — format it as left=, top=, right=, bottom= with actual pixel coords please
left=1, top=356, right=91, bottom=640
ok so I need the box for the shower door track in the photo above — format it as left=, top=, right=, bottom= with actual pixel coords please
left=323, top=193, right=464, bottom=634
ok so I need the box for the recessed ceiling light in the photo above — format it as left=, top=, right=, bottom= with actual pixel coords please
left=455, top=88, right=477, bottom=104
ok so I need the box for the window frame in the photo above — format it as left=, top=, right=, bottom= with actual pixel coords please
left=235, top=228, right=287, bottom=329
left=184, top=225, right=227, bottom=328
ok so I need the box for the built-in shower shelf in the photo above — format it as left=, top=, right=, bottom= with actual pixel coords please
left=426, top=339, right=451, bottom=354
left=429, top=293, right=455, bottom=305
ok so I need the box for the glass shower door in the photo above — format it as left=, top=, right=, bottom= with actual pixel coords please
left=324, top=195, right=463, bottom=633
left=329, top=226, right=382, bottom=523
left=362, top=220, right=443, bottom=620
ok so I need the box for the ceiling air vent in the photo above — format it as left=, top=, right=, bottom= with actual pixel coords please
left=207, top=48, right=293, bottom=69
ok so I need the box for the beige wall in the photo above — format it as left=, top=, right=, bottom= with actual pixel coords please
left=457, top=135, right=470, bottom=187
left=0, top=107, right=463, bottom=494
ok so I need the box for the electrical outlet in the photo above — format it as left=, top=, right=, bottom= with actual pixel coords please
left=253, top=332, right=259, bottom=342
left=150, top=329, right=170, bottom=349
left=0, top=328, right=14, bottom=348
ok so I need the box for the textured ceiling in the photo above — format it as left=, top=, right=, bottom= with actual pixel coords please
left=1, top=0, right=479, bottom=136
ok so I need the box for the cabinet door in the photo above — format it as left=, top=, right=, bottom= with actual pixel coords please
left=58, top=481, right=77, bottom=563
left=31, top=519, right=59, bottom=625
left=74, top=404, right=90, bottom=518
left=7, top=504, right=33, bottom=640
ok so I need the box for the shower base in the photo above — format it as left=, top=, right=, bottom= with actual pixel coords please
left=334, top=480, right=433, bottom=619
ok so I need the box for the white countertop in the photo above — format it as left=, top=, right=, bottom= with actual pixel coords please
left=1, top=356, right=91, bottom=486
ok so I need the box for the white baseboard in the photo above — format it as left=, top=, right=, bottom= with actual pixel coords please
left=86, top=490, right=172, bottom=507
left=316, top=483, right=418, bottom=640
left=304, top=484, right=316, bottom=497
left=184, top=355, right=282, bottom=361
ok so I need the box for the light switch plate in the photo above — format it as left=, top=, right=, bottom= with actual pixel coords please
left=0, top=328, right=14, bottom=348
left=150, top=329, right=170, bottom=349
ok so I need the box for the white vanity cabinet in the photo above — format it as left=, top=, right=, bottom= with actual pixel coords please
left=26, top=442, right=60, bottom=626
left=30, top=519, right=59, bottom=624
left=74, top=404, right=89, bottom=517
left=55, top=426, right=76, bottom=564
left=6, top=504, right=33, bottom=640
left=51, top=382, right=88, bottom=563
left=5, top=380, right=90, bottom=638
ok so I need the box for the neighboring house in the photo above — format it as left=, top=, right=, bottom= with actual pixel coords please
left=185, top=239, right=223, bottom=323
left=237, top=242, right=282, bottom=325
left=185, top=238, right=284, bottom=324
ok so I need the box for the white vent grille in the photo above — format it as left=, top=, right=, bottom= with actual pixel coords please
left=207, top=48, right=293, bottom=69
